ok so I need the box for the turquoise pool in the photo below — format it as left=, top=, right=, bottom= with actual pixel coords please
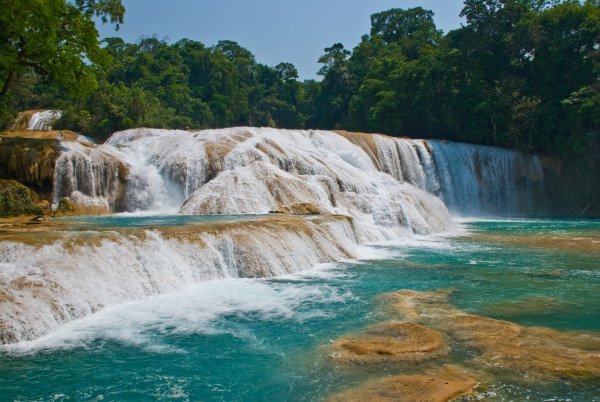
left=1, top=218, right=598, bottom=401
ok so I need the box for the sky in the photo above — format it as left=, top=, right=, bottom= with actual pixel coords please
left=98, top=1, right=466, bottom=80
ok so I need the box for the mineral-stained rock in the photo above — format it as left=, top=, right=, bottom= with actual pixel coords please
left=0, top=136, right=59, bottom=195
left=382, top=289, right=600, bottom=380
left=1, top=129, right=78, bottom=141
left=53, top=197, right=109, bottom=216
left=445, top=314, right=600, bottom=380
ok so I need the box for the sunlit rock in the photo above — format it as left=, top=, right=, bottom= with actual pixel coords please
left=383, top=289, right=600, bottom=380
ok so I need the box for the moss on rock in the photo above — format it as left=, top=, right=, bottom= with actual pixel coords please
left=53, top=197, right=109, bottom=216
left=0, top=180, right=44, bottom=217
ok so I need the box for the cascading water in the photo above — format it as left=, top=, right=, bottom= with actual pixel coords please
left=54, top=127, right=453, bottom=235
left=336, top=132, right=545, bottom=216
left=3, top=124, right=595, bottom=402
left=0, top=215, right=357, bottom=344
left=53, top=127, right=545, bottom=218
left=52, top=142, right=129, bottom=211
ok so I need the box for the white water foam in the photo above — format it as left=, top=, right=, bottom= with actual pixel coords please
left=2, top=278, right=351, bottom=355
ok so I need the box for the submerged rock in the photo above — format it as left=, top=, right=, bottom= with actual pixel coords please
left=446, top=315, right=600, bottom=380
left=327, top=365, right=476, bottom=402
left=482, top=296, right=571, bottom=316
left=328, top=322, right=449, bottom=366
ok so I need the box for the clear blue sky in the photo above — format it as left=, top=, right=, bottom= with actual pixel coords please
left=98, top=0, right=466, bottom=80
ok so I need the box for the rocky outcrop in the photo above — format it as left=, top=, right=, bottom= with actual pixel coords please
left=0, top=129, right=129, bottom=216
left=324, top=288, right=599, bottom=401
left=327, top=321, right=449, bottom=366
left=383, top=289, right=600, bottom=380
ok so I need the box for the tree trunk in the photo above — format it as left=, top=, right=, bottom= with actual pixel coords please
left=1, top=70, right=16, bottom=98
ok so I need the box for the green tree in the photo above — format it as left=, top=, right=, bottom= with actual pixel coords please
left=0, top=0, right=124, bottom=98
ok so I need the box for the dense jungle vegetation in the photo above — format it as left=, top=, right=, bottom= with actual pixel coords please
left=1, top=0, right=598, bottom=159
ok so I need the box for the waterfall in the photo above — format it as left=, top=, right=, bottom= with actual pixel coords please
left=340, top=134, right=545, bottom=216
left=53, top=127, right=545, bottom=218
left=1, top=127, right=549, bottom=344
left=52, top=142, right=129, bottom=212
left=54, top=127, right=453, bottom=235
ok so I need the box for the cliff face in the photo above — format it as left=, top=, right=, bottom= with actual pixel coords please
left=539, top=137, right=599, bottom=217
left=1, top=111, right=72, bottom=208
left=0, top=136, right=59, bottom=191
left=0, top=129, right=130, bottom=217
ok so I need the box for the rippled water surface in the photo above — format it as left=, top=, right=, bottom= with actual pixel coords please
left=1, top=217, right=598, bottom=401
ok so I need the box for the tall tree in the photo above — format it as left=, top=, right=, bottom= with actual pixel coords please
left=370, top=7, right=443, bottom=60
left=315, top=43, right=352, bottom=128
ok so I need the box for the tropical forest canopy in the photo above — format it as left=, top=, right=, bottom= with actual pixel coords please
left=0, top=0, right=598, bottom=158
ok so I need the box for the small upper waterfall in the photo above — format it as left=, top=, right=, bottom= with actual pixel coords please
left=12, top=110, right=63, bottom=131
left=27, top=110, right=62, bottom=131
